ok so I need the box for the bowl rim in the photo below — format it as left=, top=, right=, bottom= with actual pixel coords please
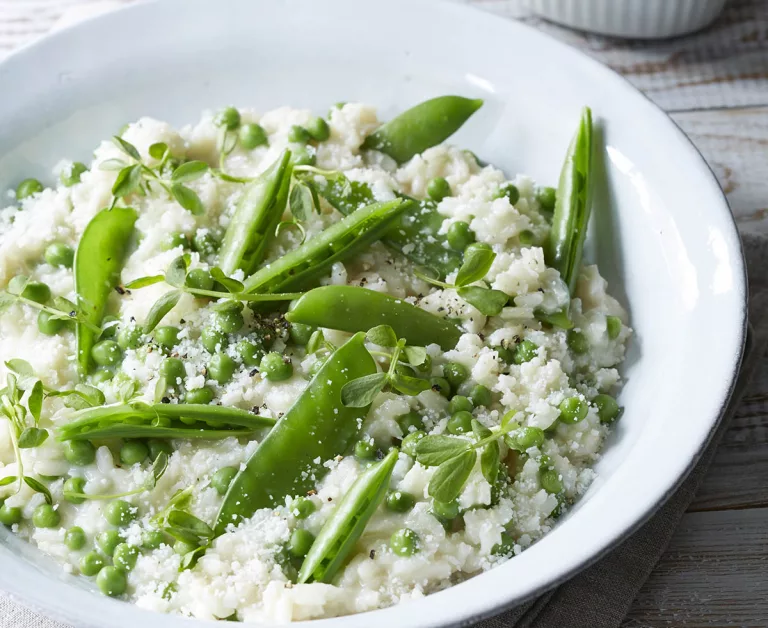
left=0, top=0, right=748, bottom=626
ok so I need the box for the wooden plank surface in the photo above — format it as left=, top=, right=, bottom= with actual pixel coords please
left=1, top=2, right=768, bottom=627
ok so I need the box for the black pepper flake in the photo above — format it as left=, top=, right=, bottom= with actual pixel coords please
left=249, top=369, right=258, bottom=377
left=369, top=550, right=376, bottom=560
left=161, top=397, right=171, bottom=404
left=180, top=319, right=186, bottom=324
left=115, top=286, right=126, bottom=295
left=327, top=497, right=333, bottom=502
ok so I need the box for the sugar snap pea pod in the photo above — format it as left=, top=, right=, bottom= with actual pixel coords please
left=298, top=448, right=398, bottom=584
left=286, top=286, right=462, bottom=350
left=242, top=199, right=411, bottom=294
left=545, top=107, right=594, bottom=294
left=218, top=150, right=293, bottom=276
left=310, top=173, right=462, bottom=279
left=214, top=333, right=375, bottom=535
left=57, top=403, right=274, bottom=441
left=75, top=207, right=137, bottom=375
left=362, top=95, right=484, bottom=164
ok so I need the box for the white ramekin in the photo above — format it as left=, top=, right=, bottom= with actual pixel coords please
left=525, top=0, right=729, bottom=39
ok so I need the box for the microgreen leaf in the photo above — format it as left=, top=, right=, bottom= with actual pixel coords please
left=49, top=385, right=105, bottom=410
left=5, top=359, right=34, bottom=378
left=18, top=427, right=48, bottom=449
left=145, top=452, right=169, bottom=490
left=403, top=346, right=428, bottom=367
left=341, top=372, right=388, bottom=407
left=112, top=164, right=143, bottom=199
left=165, top=256, right=189, bottom=288
left=534, top=307, right=574, bottom=330
left=481, top=441, right=500, bottom=486
left=172, top=161, right=209, bottom=183
left=144, top=290, right=182, bottom=333
left=390, top=372, right=432, bottom=396
left=415, top=435, right=471, bottom=467
left=148, top=142, right=170, bottom=161
left=125, top=275, right=165, bottom=289
left=366, top=325, right=398, bottom=348
left=0, top=476, right=16, bottom=487
left=171, top=183, right=205, bottom=215
left=24, top=476, right=53, bottom=504
left=99, top=158, right=128, bottom=171
left=455, top=243, right=496, bottom=287
left=165, top=510, right=214, bottom=543
left=457, top=286, right=508, bottom=316
left=27, top=381, right=43, bottom=424
left=180, top=546, right=207, bottom=571
left=112, top=136, right=141, bottom=160
left=210, top=267, right=244, bottom=294
left=427, top=449, right=476, bottom=503
left=289, top=182, right=314, bottom=221
left=471, top=419, right=492, bottom=440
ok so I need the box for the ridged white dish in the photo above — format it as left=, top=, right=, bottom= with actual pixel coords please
left=527, top=0, right=729, bottom=39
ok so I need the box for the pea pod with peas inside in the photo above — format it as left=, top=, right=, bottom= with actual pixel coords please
left=57, top=403, right=275, bottom=441
left=242, top=198, right=411, bottom=294
left=362, top=95, right=484, bottom=164
left=214, top=332, right=375, bottom=535
left=286, top=285, right=462, bottom=350
left=74, top=207, right=137, bottom=375
left=298, top=448, right=399, bottom=584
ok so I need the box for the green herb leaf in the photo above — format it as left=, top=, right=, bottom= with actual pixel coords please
left=125, top=275, right=164, bottom=289
left=210, top=268, right=244, bottom=293
left=18, top=427, right=48, bottom=449
left=481, top=441, right=500, bottom=486
left=455, top=243, right=496, bottom=287
left=27, top=381, right=43, bottom=423
left=427, top=449, right=476, bottom=503
left=165, top=510, right=214, bottom=543
left=171, top=183, right=205, bottom=215
left=341, top=372, right=388, bottom=407
left=115, top=377, right=138, bottom=403
left=0, top=476, right=16, bottom=487
left=289, top=182, right=314, bottom=222
left=180, top=546, right=207, bottom=571
left=307, top=330, right=326, bottom=354
left=534, top=307, right=574, bottom=330
left=154, top=375, right=168, bottom=404
left=172, top=161, right=209, bottom=183
left=5, top=359, right=34, bottom=378
left=50, top=385, right=105, bottom=410
left=24, top=476, right=53, bottom=504
left=112, top=164, right=143, bottom=198
left=366, top=324, right=398, bottom=348
left=403, top=345, right=428, bottom=367
left=148, top=142, right=169, bottom=161
left=164, top=256, right=188, bottom=288
left=99, top=158, right=128, bottom=171
left=112, top=136, right=141, bottom=161
left=144, top=290, right=182, bottom=333
left=415, top=435, right=471, bottom=467
left=457, top=286, right=508, bottom=316
left=471, top=419, right=492, bottom=440
left=145, top=452, right=169, bottom=490
left=390, top=372, right=432, bottom=396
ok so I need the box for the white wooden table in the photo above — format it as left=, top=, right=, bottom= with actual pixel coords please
left=1, top=1, right=767, bottom=626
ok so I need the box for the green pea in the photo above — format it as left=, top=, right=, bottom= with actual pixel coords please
left=567, top=330, right=589, bottom=355
left=215, top=106, right=241, bottom=130
left=44, top=242, right=75, bottom=268
left=430, top=376, right=451, bottom=399
left=213, top=307, right=244, bottom=334
left=593, top=394, right=621, bottom=424
left=117, top=325, right=142, bottom=350
left=79, top=551, right=105, bottom=576
left=37, top=310, right=65, bottom=335
left=306, top=117, right=330, bottom=142
left=162, top=231, right=189, bottom=251
left=90, top=368, right=114, bottom=384
left=491, top=531, right=516, bottom=556
left=442, top=362, right=467, bottom=390
left=495, top=345, right=516, bottom=364
left=427, top=177, right=451, bottom=202
left=239, top=123, right=268, bottom=149
left=160, top=357, right=186, bottom=387
left=390, top=528, right=419, bottom=556
left=470, top=384, right=492, bottom=407
left=354, top=439, right=376, bottom=460
left=16, top=178, right=44, bottom=199
left=113, top=543, right=139, bottom=572
left=559, top=397, right=588, bottom=424
left=0, top=502, right=22, bottom=526
left=185, top=386, right=214, bottom=405
left=540, top=468, right=563, bottom=494
left=386, top=490, right=416, bottom=513
left=431, top=499, right=460, bottom=520
left=91, top=340, right=122, bottom=367
left=514, top=426, right=545, bottom=450
left=173, top=539, right=198, bottom=556
left=147, top=439, right=173, bottom=461
left=290, top=497, right=315, bottom=520
left=519, top=230, right=536, bottom=246
left=211, top=467, right=238, bottom=496
left=446, top=220, right=475, bottom=252
left=401, top=430, right=425, bottom=457
left=97, top=528, right=123, bottom=553
left=288, top=323, right=314, bottom=347
left=97, top=566, right=127, bottom=597
left=142, top=529, right=166, bottom=550
left=192, top=231, right=219, bottom=256
left=497, top=183, right=519, bottom=205
left=536, top=186, right=556, bottom=212
left=396, top=411, right=423, bottom=435
left=290, top=145, right=316, bottom=167
left=103, top=500, right=136, bottom=527
left=606, top=315, right=622, bottom=340
left=513, top=340, right=538, bottom=364
left=447, top=410, right=472, bottom=435
left=63, top=440, right=96, bottom=466
left=60, top=162, right=88, bottom=187
left=288, top=528, right=315, bottom=558
left=63, top=477, right=86, bottom=504
left=259, top=352, right=293, bottom=382
left=201, top=327, right=227, bottom=353
left=185, top=268, right=214, bottom=291
left=209, top=352, right=236, bottom=384
left=288, top=125, right=311, bottom=144
left=120, top=440, right=149, bottom=466
left=65, top=526, right=86, bottom=550
left=449, top=395, right=473, bottom=415
left=15, top=279, right=51, bottom=304
left=32, top=504, right=61, bottom=528
left=154, top=326, right=180, bottom=351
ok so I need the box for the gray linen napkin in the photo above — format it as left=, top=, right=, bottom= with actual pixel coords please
left=2, top=233, right=767, bottom=628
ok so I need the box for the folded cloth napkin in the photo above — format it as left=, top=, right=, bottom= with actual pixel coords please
left=2, top=234, right=766, bottom=628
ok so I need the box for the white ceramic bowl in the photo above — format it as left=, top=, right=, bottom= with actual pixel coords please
left=0, top=0, right=746, bottom=626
